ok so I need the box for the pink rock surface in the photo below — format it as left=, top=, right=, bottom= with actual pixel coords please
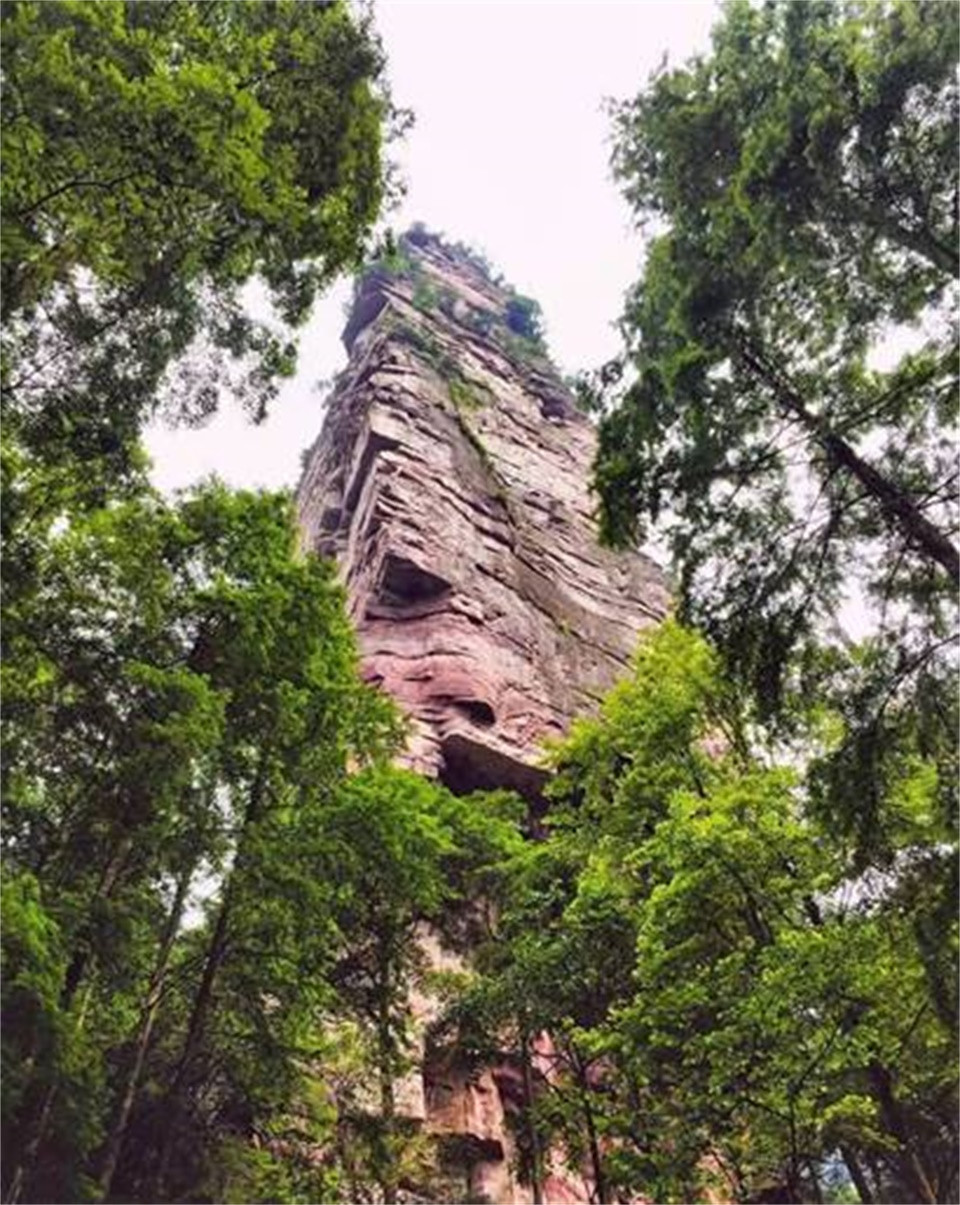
left=298, top=232, right=668, bottom=797
left=296, top=231, right=669, bottom=1202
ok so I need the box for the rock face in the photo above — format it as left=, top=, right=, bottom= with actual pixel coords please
left=296, top=229, right=669, bottom=1201
left=298, top=230, right=668, bottom=793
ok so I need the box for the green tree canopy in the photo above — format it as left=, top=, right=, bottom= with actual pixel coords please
left=0, top=483, right=402, bottom=1203
left=596, top=0, right=957, bottom=732
left=454, top=623, right=958, bottom=1204
left=1, top=0, right=406, bottom=492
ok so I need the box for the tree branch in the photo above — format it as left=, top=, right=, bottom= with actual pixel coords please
left=734, top=335, right=960, bottom=584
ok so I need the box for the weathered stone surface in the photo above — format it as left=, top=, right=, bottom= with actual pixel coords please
left=298, top=232, right=668, bottom=795
left=296, top=231, right=669, bottom=1202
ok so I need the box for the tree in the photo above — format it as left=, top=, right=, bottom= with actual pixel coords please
left=593, top=18, right=958, bottom=1116
left=0, top=483, right=401, bottom=1203
left=454, top=837, right=637, bottom=1204
left=616, top=768, right=956, bottom=1204
left=457, top=623, right=958, bottom=1203
left=596, top=0, right=957, bottom=750
left=322, top=769, right=523, bottom=1203
left=443, top=624, right=741, bottom=1201
left=1, top=0, right=407, bottom=493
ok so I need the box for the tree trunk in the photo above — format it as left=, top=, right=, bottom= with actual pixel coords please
left=520, top=1026, right=544, bottom=1205
left=154, top=760, right=268, bottom=1198
left=5, top=981, right=98, bottom=1204
left=840, top=1145, right=874, bottom=1204
left=6, top=834, right=133, bottom=1204
left=735, top=336, right=960, bottom=585
left=376, top=949, right=398, bottom=1205
left=867, top=1061, right=937, bottom=1204
left=61, top=833, right=134, bottom=1009
left=152, top=873, right=233, bottom=1199
left=566, top=1041, right=608, bottom=1205
left=850, top=197, right=960, bottom=278
left=98, top=858, right=195, bottom=1201
left=5, top=1088, right=56, bottom=1205
left=806, top=1158, right=824, bottom=1204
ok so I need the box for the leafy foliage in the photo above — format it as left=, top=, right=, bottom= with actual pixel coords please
left=597, top=0, right=957, bottom=738
left=0, top=483, right=408, bottom=1202
left=1, top=0, right=406, bottom=492
left=4, top=3, right=956, bottom=1201
left=504, top=294, right=545, bottom=345
left=452, top=623, right=958, bottom=1204
left=1, top=473, right=523, bottom=1203
left=590, top=19, right=959, bottom=1113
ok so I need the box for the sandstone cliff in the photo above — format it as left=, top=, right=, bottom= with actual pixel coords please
left=298, top=229, right=668, bottom=791
left=296, top=228, right=669, bottom=1201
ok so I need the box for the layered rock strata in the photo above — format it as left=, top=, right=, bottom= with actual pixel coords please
left=296, top=229, right=669, bottom=1201
left=298, top=230, right=668, bottom=793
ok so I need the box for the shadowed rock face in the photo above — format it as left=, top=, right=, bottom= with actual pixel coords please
left=297, top=231, right=669, bottom=798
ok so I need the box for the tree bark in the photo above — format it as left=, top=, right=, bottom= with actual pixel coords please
left=152, top=880, right=233, bottom=1199
left=840, top=1145, right=874, bottom=1204
left=153, top=759, right=268, bottom=1197
left=61, top=833, right=134, bottom=1009
left=6, top=836, right=134, bottom=1203
left=376, top=948, right=398, bottom=1205
left=98, top=858, right=195, bottom=1201
left=735, top=336, right=960, bottom=585
left=5, top=1088, right=56, bottom=1205
left=850, top=196, right=960, bottom=278
left=562, top=1038, right=608, bottom=1205
left=867, top=1061, right=938, bottom=1204
left=520, top=1026, right=545, bottom=1205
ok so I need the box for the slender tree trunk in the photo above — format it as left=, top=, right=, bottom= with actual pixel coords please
left=62, top=834, right=134, bottom=1009
left=98, top=859, right=195, bottom=1201
left=520, top=1025, right=544, bottom=1205
left=840, top=1145, right=874, bottom=1204
left=735, top=336, right=960, bottom=585
left=582, top=1094, right=607, bottom=1205
left=806, top=1158, right=824, bottom=1204
left=377, top=1010, right=397, bottom=1205
left=913, top=916, right=959, bottom=1040
left=373, top=939, right=399, bottom=1205
left=152, top=875, right=233, bottom=1199
left=334, top=1108, right=361, bottom=1205
left=567, top=1042, right=608, bottom=1205
left=867, top=1061, right=937, bottom=1204
left=154, top=760, right=268, bottom=1198
left=866, top=1153, right=887, bottom=1201
left=850, top=197, right=960, bottom=278
left=785, top=1106, right=803, bottom=1204
left=5, top=1088, right=56, bottom=1205
left=581, top=1083, right=607, bottom=1204
left=6, top=984, right=96, bottom=1204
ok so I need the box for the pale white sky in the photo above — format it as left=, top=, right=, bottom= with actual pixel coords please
left=146, top=1, right=719, bottom=494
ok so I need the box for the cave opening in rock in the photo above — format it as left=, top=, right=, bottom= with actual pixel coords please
left=438, top=732, right=548, bottom=807
left=451, top=698, right=496, bottom=727
left=377, top=550, right=452, bottom=604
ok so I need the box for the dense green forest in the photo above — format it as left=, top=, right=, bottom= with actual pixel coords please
left=1, top=2, right=956, bottom=1204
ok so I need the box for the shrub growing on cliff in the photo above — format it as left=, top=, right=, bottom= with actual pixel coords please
left=504, top=295, right=543, bottom=341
